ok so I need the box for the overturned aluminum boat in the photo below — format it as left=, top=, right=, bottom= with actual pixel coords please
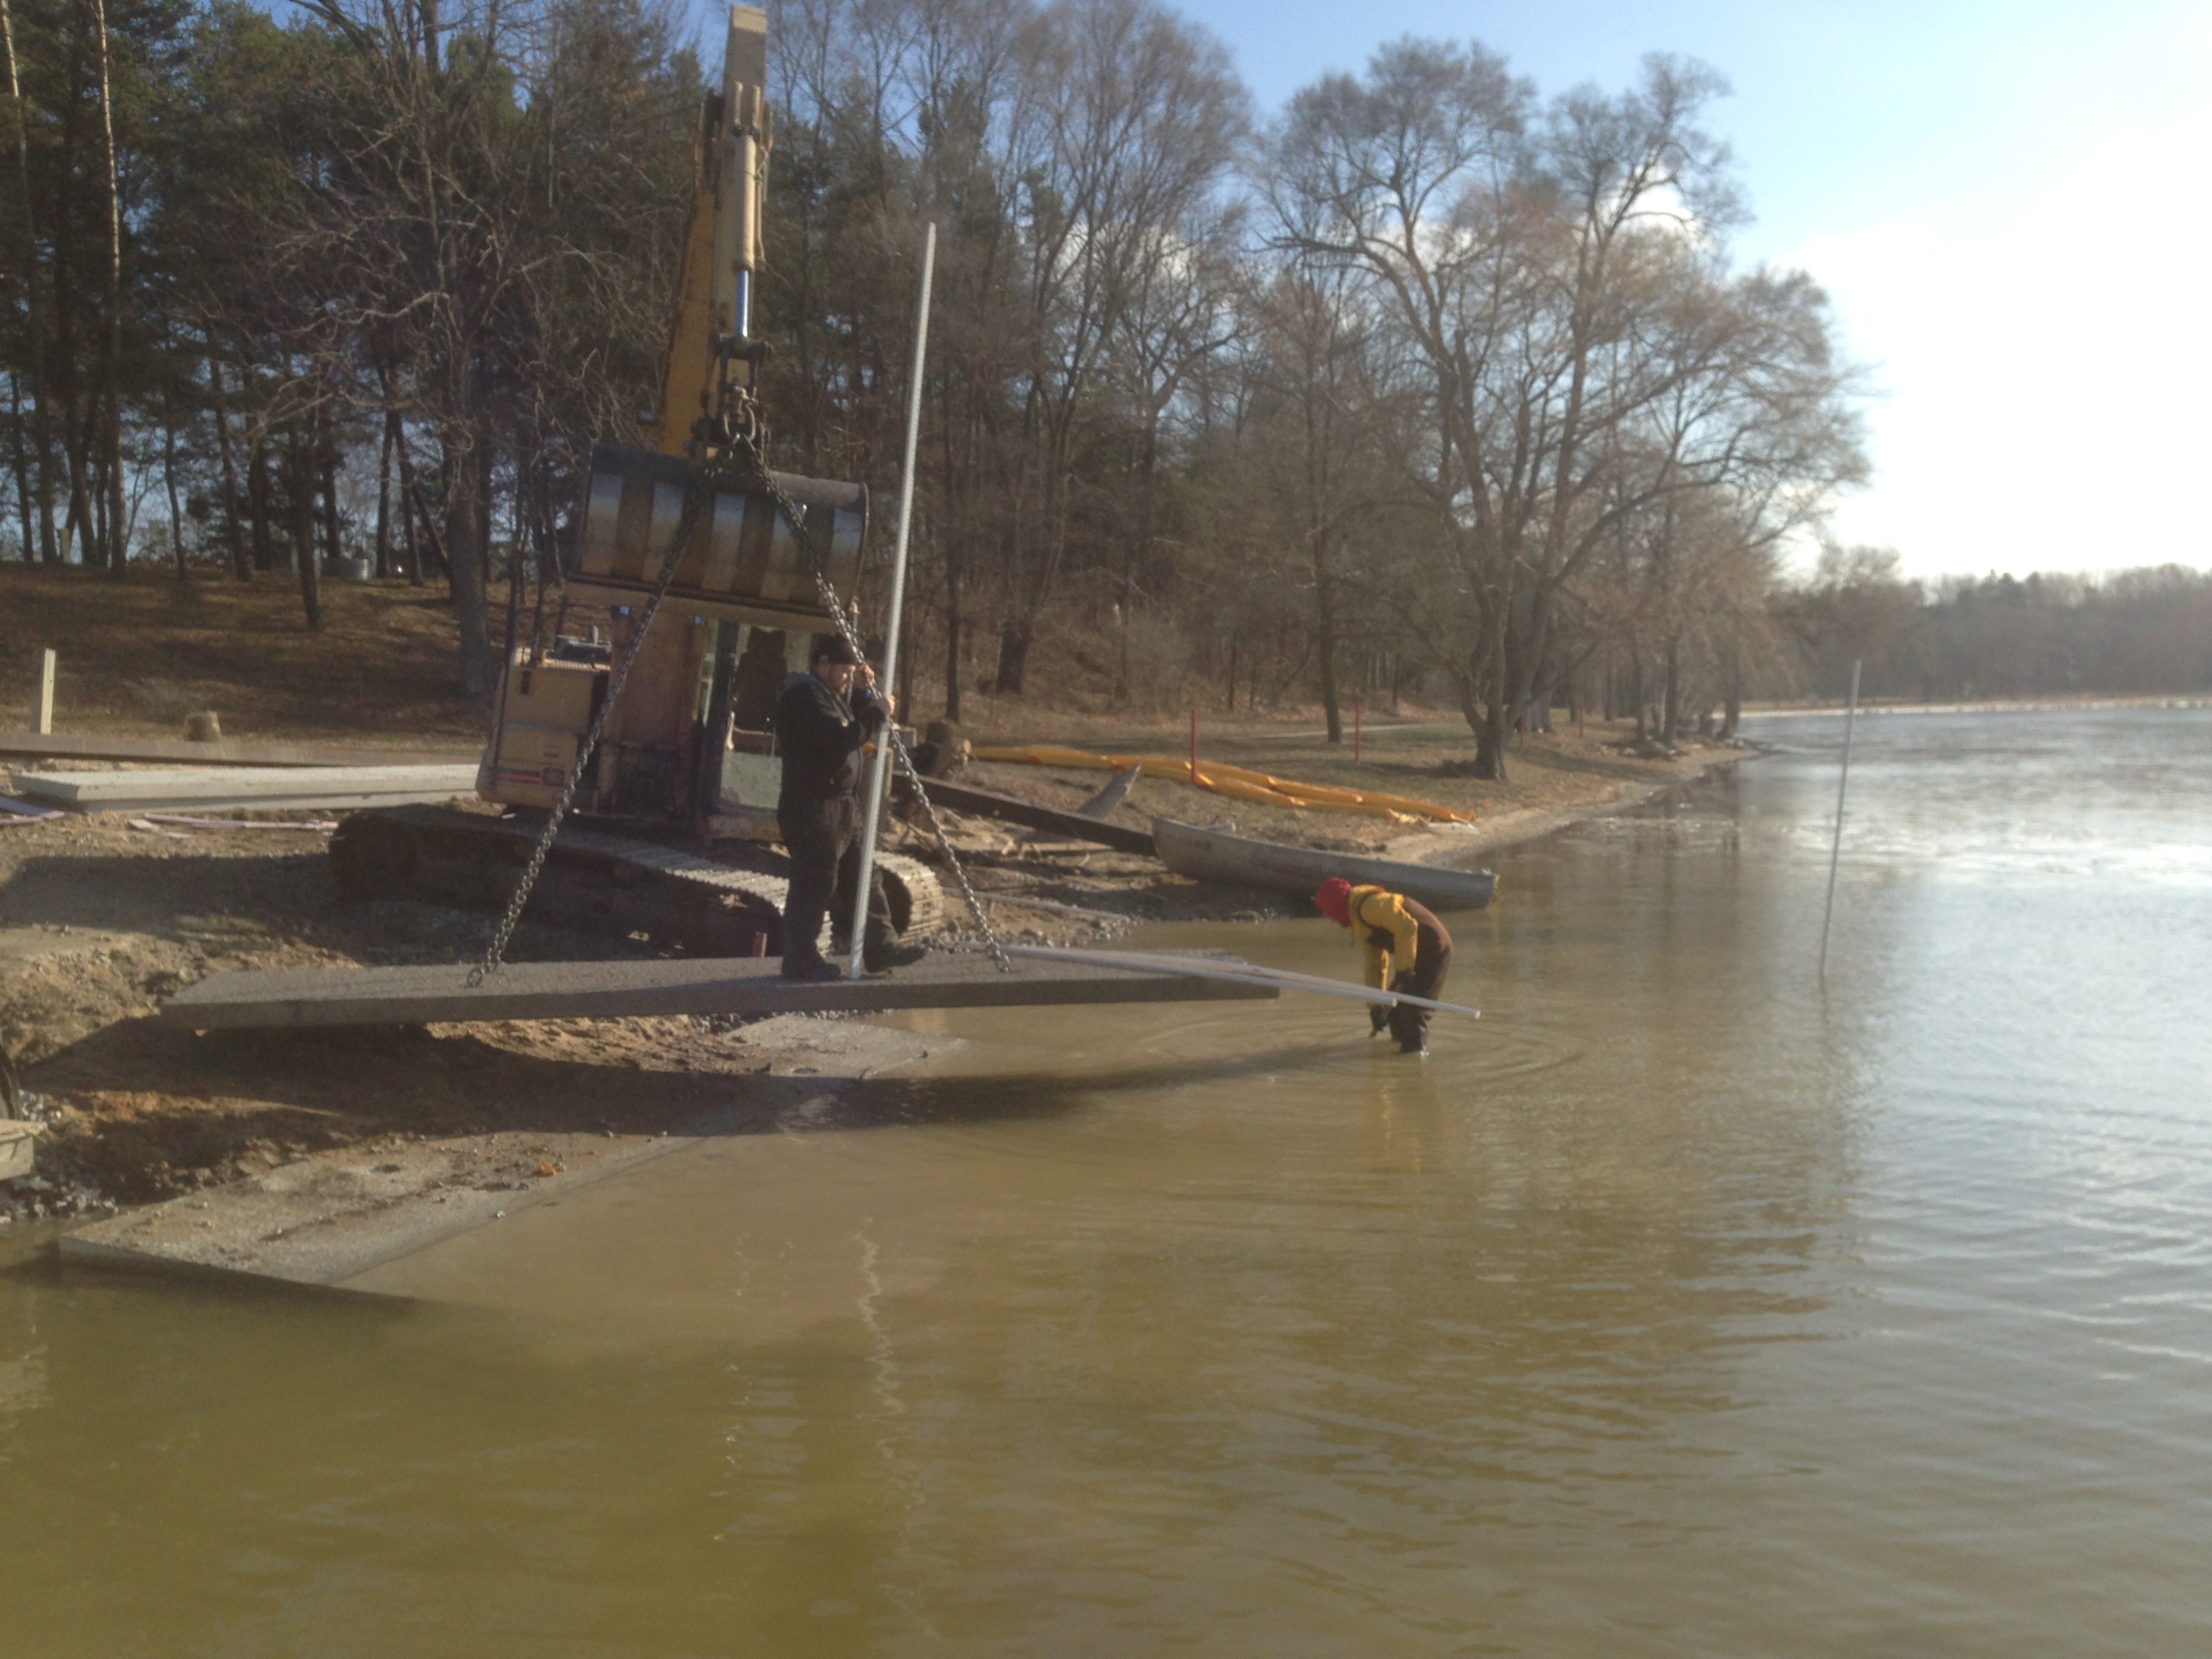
left=1151, top=817, right=1497, bottom=912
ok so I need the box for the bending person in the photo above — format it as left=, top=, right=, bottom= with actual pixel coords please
left=774, top=636, right=926, bottom=980
left=1315, top=876, right=1454, bottom=1056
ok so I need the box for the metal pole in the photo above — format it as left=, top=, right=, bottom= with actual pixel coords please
left=1189, top=708, right=1198, bottom=783
left=846, top=224, right=936, bottom=978
left=1353, top=697, right=1361, bottom=762
left=1818, top=659, right=1862, bottom=983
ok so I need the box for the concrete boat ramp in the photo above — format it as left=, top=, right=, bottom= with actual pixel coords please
left=60, top=949, right=1275, bottom=1290
left=161, top=947, right=1275, bottom=1030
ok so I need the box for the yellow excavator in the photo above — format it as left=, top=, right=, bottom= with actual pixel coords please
left=330, top=6, right=944, bottom=954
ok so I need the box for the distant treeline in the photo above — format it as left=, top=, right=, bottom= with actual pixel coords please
left=1786, top=553, right=2212, bottom=705
left=1, top=0, right=1920, bottom=779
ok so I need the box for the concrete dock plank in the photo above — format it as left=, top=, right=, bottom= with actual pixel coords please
left=161, top=949, right=1276, bottom=1029
left=13, top=763, right=480, bottom=813
left=0, top=732, right=480, bottom=769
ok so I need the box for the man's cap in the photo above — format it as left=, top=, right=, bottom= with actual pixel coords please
left=812, top=636, right=864, bottom=666
left=1315, top=878, right=1353, bottom=925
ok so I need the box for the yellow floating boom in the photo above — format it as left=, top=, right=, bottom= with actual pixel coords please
left=970, top=744, right=1477, bottom=824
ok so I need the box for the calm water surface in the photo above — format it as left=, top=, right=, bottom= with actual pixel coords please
left=3, top=708, right=2209, bottom=1655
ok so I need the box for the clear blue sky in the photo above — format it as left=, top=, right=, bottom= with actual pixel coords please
left=1169, top=0, right=2212, bottom=579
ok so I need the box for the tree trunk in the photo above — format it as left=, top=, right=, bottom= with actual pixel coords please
left=318, top=405, right=342, bottom=573
left=1314, top=560, right=1342, bottom=743
left=162, top=411, right=184, bottom=577
left=207, top=358, right=246, bottom=579
left=2, top=0, right=57, bottom=565
left=247, top=437, right=275, bottom=573
left=444, top=425, right=493, bottom=696
left=290, top=428, right=322, bottom=629
left=991, top=615, right=1031, bottom=699
left=374, top=406, right=394, bottom=578
left=90, top=424, right=108, bottom=561
left=7, top=369, right=29, bottom=560
left=392, top=417, right=425, bottom=584
left=91, top=0, right=126, bottom=573
left=62, top=411, right=89, bottom=565
left=1464, top=604, right=1512, bottom=781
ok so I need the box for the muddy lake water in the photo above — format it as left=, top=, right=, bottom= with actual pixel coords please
left=3, top=706, right=2210, bottom=1655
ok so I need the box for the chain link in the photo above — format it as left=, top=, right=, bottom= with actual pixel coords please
left=470, top=433, right=1013, bottom=981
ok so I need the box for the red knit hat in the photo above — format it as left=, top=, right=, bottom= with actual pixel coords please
left=1315, top=878, right=1353, bottom=925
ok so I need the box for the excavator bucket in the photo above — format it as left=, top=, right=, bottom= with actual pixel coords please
left=573, top=441, right=867, bottom=630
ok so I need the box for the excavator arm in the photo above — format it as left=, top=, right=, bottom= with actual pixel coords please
left=655, top=4, right=771, bottom=457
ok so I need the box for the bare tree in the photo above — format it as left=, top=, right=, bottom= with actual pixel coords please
left=1271, top=44, right=1861, bottom=776
left=989, top=0, right=1245, bottom=693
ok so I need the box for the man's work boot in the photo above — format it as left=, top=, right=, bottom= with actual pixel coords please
left=781, top=958, right=842, bottom=983
left=864, top=941, right=928, bottom=974
left=1397, top=1034, right=1428, bottom=1057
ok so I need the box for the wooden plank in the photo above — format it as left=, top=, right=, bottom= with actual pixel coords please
left=160, top=949, right=1271, bottom=1030
left=0, top=732, right=480, bottom=768
left=912, top=776, right=1155, bottom=855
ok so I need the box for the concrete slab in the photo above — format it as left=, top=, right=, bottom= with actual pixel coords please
left=60, top=1118, right=747, bottom=1290
left=0, top=732, right=480, bottom=768
left=161, top=949, right=1277, bottom=1030
left=12, top=763, right=480, bottom=813
left=61, top=1023, right=958, bottom=1290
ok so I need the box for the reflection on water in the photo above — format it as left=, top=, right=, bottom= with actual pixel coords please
left=3, top=708, right=2210, bottom=1655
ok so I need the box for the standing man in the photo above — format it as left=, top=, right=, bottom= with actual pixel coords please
left=1314, top=877, right=1455, bottom=1055
left=775, top=636, right=926, bottom=979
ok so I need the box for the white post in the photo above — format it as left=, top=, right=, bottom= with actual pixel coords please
left=846, top=222, right=936, bottom=978
left=1818, top=659, right=1862, bottom=983
left=34, top=648, right=55, bottom=735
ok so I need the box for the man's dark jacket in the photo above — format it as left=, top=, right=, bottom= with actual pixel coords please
left=774, top=670, right=887, bottom=811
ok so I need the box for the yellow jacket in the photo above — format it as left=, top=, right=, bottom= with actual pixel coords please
left=1349, top=885, right=1419, bottom=988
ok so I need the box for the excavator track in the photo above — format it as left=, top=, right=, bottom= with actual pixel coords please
left=330, top=804, right=946, bottom=960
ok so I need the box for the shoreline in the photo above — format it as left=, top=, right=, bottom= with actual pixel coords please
left=1, top=733, right=1744, bottom=1268
left=1741, top=695, right=2209, bottom=719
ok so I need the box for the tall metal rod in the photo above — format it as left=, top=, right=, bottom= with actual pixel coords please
left=846, top=222, right=937, bottom=978
left=1818, top=658, right=1862, bottom=983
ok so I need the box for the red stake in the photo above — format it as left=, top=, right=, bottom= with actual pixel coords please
left=1189, top=706, right=1199, bottom=784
